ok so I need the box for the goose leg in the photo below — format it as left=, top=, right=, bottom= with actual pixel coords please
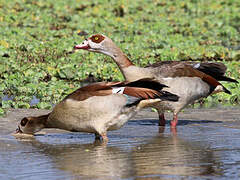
left=159, top=113, right=166, bottom=126
left=157, top=109, right=165, bottom=126
left=170, top=113, right=178, bottom=128
left=95, top=132, right=109, bottom=144
left=95, top=133, right=101, bottom=140
left=100, top=132, right=109, bottom=143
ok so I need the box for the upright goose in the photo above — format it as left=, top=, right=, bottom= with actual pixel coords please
left=15, top=79, right=179, bottom=142
left=74, top=34, right=237, bottom=128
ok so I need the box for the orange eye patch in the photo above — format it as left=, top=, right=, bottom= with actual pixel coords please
left=90, top=34, right=105, bottom=43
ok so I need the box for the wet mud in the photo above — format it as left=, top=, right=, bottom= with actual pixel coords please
left=0, top=107, right=240, bottom=179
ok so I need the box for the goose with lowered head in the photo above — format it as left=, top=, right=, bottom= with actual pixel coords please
left=15, top=79, right=179, bottom=142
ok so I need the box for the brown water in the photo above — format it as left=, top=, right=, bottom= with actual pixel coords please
left=0, top=108, right=240, bottom=180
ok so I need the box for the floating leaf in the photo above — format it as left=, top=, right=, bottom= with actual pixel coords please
left=0, top=108, right=5, bottom=116
left=36, top=102, right=52, bottom=109
left=0, top=40, right=9, bottom=48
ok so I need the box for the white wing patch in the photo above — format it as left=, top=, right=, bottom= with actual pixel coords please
left=163, top=77, right=173, bottom=80
left=193, top=63, right=200, bottom=69
left=112, top=87, right=125, bottom=94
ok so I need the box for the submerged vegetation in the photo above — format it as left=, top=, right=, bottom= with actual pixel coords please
left=0, top=0, right=239, bottom=115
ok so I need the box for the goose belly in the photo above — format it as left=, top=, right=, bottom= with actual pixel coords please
left=158, top=77, right=211, bottom=111
left=49, top=95, right=135, bottom=133
left=107, top=108, right=138, bottom=131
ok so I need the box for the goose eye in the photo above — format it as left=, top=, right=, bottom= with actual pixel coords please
left=90, top=34, right=105, bottom=43
left=20, top=117, right=29, bottom=126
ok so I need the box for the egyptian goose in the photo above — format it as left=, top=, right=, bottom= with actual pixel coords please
left=15, top=79, right=179, bottom=142
left=74, top=34, right=237, bottom=128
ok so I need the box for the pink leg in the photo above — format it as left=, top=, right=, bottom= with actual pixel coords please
left=158, top=113, right=166, bottom=126
left=101, top=132, right=109, bottom=143
left=170, top=114, right=178, bottom=128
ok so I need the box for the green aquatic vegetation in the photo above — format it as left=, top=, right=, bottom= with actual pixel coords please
left=0, top=0, right=239, bottom=115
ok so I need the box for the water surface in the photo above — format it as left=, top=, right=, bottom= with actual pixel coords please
left=0, top=108, right=240, bottom=179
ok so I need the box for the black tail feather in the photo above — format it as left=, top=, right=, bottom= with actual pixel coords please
left=115, top=78, right=168, bottom=91
left=193, top=62, right=238, bottom=83
left=118, top=78, right=179, bottom=108
left=124, top=78, right=179, bottom=102
left=125, top=91, right=179, bottom=108
left=223, top=87, right=231, bottom=95
left=158, top=91, right=179, bottom=102
left=217, top=76, right=238, bottom=83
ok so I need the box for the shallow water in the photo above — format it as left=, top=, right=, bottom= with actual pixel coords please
left=0, top=108, right=240, bottom=180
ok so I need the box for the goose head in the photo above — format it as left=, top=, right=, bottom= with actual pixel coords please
left=74, top=34, right=120, bottom=58
left=16, top=114, right=49, bottom=135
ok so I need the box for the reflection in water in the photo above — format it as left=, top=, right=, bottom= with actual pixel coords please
left=131, top=133, right=222, bottom=177
left=2, top=108, right=240, bottom=179
left=48, top=144, right=132, bottom=179
left=14, top=131, right=222, bottom=179
left=20, top=138, right=133, bottom=180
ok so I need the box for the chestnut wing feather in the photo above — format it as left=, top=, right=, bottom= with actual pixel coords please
left=63, top=82, right=122, bottom=101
